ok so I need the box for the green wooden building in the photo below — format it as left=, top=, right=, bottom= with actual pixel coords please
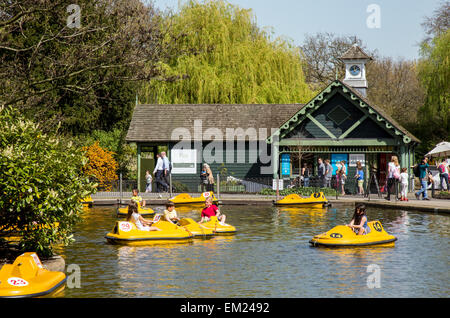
left=126, top=45, right=420, bottom=193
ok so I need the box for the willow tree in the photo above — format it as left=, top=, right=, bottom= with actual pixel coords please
left=415, top=29, right=450, bottom=155
left=141, top=0, right=314, bottom=104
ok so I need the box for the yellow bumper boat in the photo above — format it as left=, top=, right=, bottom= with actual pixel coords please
left=309, top=221, right=397, bottom=247
left=116, top=205, right=155, bottom=217
left=274, top=192, right=328, bottom=208
left=178, top=218, right=215, bottom=237
left=200, top=216, right=236, bottom=235
left=0, top=252, right=66, bottom=298
left=81, top=196, right=93, bottom=208
left=169, top=192, right=218, bottom=205
left=105, top=219, right=193, bottom=245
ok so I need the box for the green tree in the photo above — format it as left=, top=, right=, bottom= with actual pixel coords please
left=0, top=106, right=96, bottom=257
left=415, top=29, right=450, bottom=155
left=141, top=0, right=314, bottom=104
left=0, top=0, right=167, bottom=134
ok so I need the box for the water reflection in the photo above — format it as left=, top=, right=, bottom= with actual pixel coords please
left=59, top=205, right=449, bottom=297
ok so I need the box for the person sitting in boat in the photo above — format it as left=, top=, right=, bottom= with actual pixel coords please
left=347, top=203, right=370, bottom=235
left=199, top=197, right=226, bottom=224
left=163, top=201, right=180, bottom=224
left=126, top=201, right=160, bottom=231
left=131, top=188, right=146, bottom=208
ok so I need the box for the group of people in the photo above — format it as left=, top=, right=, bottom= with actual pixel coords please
left=125, top=190, right=225, bottom=232
left=385, top=155, right=450, bottom=201
left=302, top=158, right=355, bottom=196
left=145, top=151, right=171, bottom=193
left=414, top=157, right=450, bottom=200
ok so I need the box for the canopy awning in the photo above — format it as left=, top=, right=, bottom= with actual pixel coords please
left=426, top=141, right=450, bottom=158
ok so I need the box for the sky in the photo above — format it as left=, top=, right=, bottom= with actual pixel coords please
left=151, top=0, right=443, bottom=61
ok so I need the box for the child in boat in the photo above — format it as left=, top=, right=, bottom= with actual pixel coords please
left=131, top=188, right=146, bottom=207
left=347, top=203, right=370, bottom=235
left=163, top=201, right=180, bottom=224
left=200, top=197, right=226, bottom=224
left=126, top=201, right=160, bottom=231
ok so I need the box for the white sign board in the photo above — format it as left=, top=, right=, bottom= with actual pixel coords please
left=349, top=154, right=365, bottom=167
left=171, top=149, right=197, bottom=174
left=272, top=179, right=284, bottom=191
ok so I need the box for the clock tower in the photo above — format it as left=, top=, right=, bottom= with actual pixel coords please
left=339, top=44, right=373, bottom=97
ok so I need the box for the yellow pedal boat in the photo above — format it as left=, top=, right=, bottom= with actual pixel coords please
left=105, top=218, right=193, bottom=245
left=309, top=221, right=397, bottom=247
left=0, top=252, right=66, bottom=298
left=199, top=216, right=237, bottom=235
left=81, top=196, right=93, bottom=207
left=274, top=192, right=328, bottom=208
left=169, top=192, right=218, bottom=205
left=178, top=218, right=215, bottom=237
left=116, top=205, right=155, bottom=217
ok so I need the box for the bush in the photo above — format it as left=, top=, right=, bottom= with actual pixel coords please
left=0, top=106, right=96, bottom=257
left=82, top=142, right=118, bottom=191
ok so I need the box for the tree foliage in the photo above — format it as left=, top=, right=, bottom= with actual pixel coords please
left=300, top=32, right=378, bottom=91
left=0, top=106, right=96, bottom=257
left=414, top=29, right=450, bottom=155
left=141, top=0, right=314, bottom=104
left=0, top=0, right=167, bottom=134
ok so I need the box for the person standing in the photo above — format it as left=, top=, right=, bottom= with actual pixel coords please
left=385, top=155, right=400, bottom=201
left=200, top=164, right=209, bottom=192
left=354, top=161, right=364, bottom=195
left=301, top=163, right=310, bottom=187
left=338, top=160, right=347, bottom=195
left=153, top=153, right=168, bottom=193
left=324, top=159, right=333, bottom=188
left=204, top=163, right=215, bottom=192
left=317, top=158, right=325, bottom=188
left=145, top=170, right=153, bottom=193
left=438, top=160, right=449, bottom=192
left=399, top=167, right=409, bottom=201
left=415, top=157, right=430, bottom=200
left=161, top=151, right=171, bottom=191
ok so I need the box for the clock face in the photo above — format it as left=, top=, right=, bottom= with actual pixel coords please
left=349, top=65, right=361, bottom=76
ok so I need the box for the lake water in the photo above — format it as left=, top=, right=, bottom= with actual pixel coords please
left=58, top=204, right=449, bottom=298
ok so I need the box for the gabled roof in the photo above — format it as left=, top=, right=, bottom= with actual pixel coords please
left=267, top=80, right=420, bottom=144
left=126, top=103, right=303, bottom=142
left=339, top=44, right=373, bottom=61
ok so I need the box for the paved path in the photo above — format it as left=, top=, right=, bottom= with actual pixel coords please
left=91, top=191, right=450, bottom=213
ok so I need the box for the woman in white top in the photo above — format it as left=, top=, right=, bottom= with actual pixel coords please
left=385, top=155, right=400, bottom=201
left=126, top=202, right=160, bottom=231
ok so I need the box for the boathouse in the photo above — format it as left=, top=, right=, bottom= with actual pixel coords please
left=126, top=46, right=420, bottom=193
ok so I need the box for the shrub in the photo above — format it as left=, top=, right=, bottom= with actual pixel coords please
left=82, top=142, right=118, bottom=191
left=0, top=106, right=96, bottom=257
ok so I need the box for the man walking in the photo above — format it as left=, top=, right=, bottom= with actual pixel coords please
left=161, top=151, right=171, bottom=192
left=415, top=157, right=430, bottom=200
left=153, top=153, right=168, bottom=193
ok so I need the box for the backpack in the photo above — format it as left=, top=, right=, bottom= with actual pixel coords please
left=413, top=165, right=420, bottom=178
left=438, top=164, right=446, bottom=174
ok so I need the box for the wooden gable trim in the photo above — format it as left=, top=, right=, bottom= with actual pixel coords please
left=267, top=80, right=415, bottom=145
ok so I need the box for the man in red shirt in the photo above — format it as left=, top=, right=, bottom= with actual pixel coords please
left=200, top=197, right=226, bottom=223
